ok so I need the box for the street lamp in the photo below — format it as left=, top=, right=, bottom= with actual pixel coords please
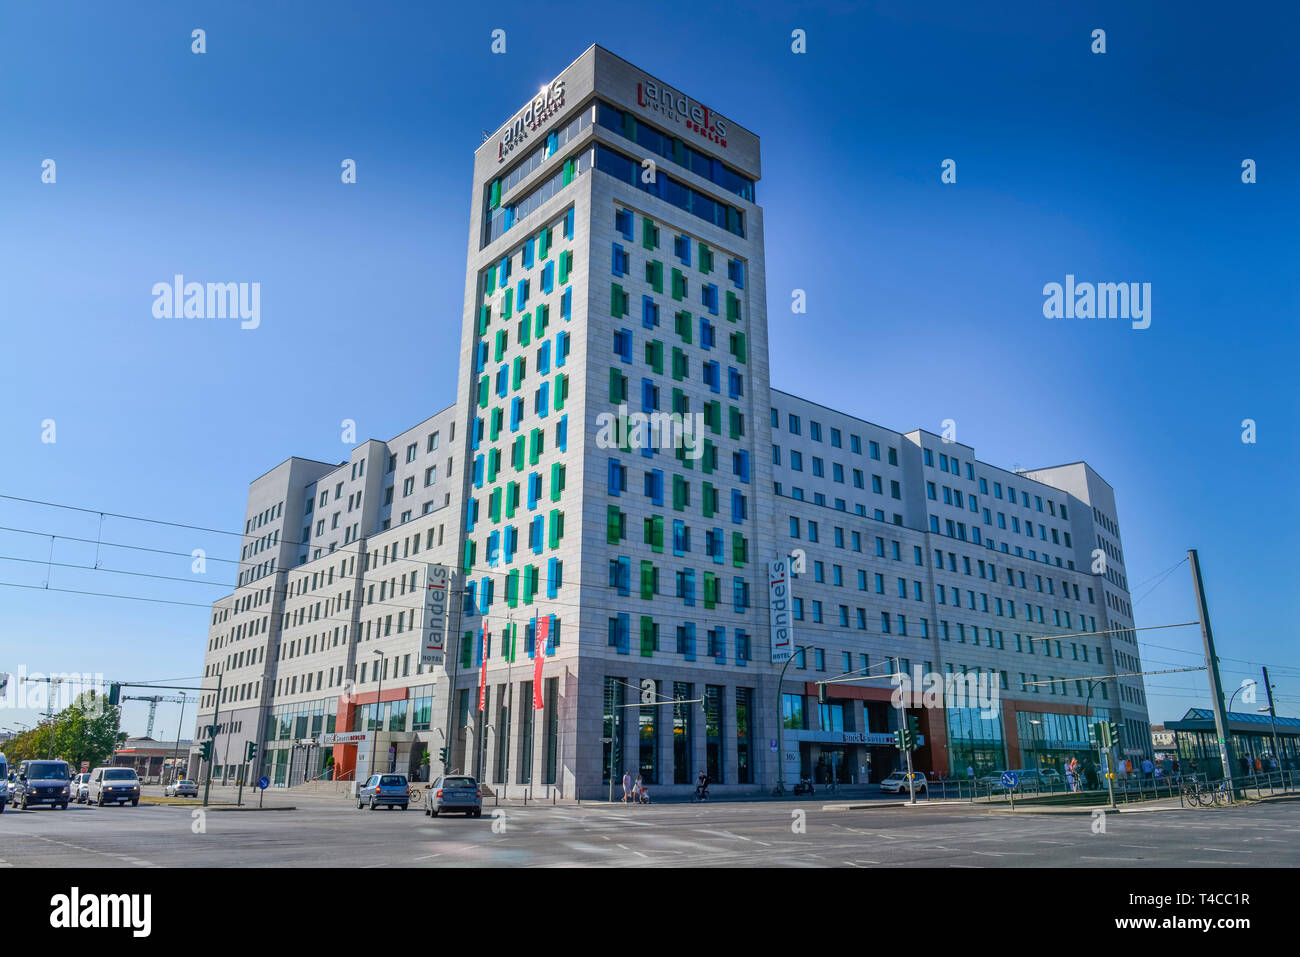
left=1029, top=719, right=1043, bottom=772
left=369, top=650, right=384, bottom=780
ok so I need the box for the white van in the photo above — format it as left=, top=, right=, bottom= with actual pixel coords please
left=89, top=766, right=141, bottom=806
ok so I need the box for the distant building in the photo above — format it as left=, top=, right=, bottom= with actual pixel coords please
left=1163, top=707, right=1300, bottom=776
left=114, top=736, right=192, bottom=781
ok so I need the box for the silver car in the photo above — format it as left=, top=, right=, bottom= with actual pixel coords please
left=357, top=773, right=410, bottom=810
left=424, top=775, right=482, bottom=817
left=165, top=778, right=199, bottom=798
left=71, top=772, right=91, bottom=803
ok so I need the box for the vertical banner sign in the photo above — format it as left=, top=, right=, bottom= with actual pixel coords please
left=533, top=615, right=549, bottom=709
left=421, top=564, right=449, bottom=665
left=478, top=619, right=489, bottom=712
left=769, top=558, right=793, bottom=663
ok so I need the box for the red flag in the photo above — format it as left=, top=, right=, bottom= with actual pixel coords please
left=478, top=618, right=489, bottom=712
left=532, top=615, right=548, bottom=709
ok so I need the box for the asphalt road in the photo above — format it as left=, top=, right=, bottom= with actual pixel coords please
left=1, top=793, right=1296, bottom=868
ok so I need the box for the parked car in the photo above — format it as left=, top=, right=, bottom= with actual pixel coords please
left=1039, top=768, right=1064, bottom=787
left=13, top=759, right=71, bottom=809
left=89, top=767, right=141, bottom=806
left=70, top=772, right=91, bottom=803
left=880, top=771, right=927, bottom=795
left=424, top=775, right=482, bottom=817
left=165, top=778, right=199, bottom=798
left=0, top=752, right=8, bottom=813
left=357, top=773, right=409, bottom=810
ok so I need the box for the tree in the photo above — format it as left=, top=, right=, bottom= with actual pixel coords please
left=2, top=691, right=121, bottom=767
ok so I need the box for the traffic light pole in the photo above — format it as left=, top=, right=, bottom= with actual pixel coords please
left=202, top=671, right=222, bottom=808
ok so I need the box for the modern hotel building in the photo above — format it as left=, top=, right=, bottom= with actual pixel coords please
left=191, top=45, right=1152, bottom=796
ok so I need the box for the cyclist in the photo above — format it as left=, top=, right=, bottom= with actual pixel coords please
left=695, top=769, right=709, bottom=801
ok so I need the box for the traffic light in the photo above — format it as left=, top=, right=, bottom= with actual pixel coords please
left=1106, top=721, right=1120, bottom=749
left=901, top=715, right=920, bottom=751
left=199, top=739, right=214, bottom=762
left=894, top=728, right=906, bottom=751
left=107, top=683, right=121, bottom=706
left=817, top=682, right=828, bottom=705
left=245, top=741, right=258, bottom=763
left=438, top=746, right=450, bottom=766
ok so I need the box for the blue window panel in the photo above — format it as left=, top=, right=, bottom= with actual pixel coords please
left=487, top=530, right=500, bottom=568
left=713, top=627, right=726, bottom=661
left=471, top=416, right=483, bottom=450
left=728, top=367, right=743, bottom=398
left=502, top=206, right=515, bottom=231
left=735, top=449, right=751, bottom=483
left=700, top=318, right=715, bottom=350
left=496, top=365, right=509, bottom=398
left=557, top=414, right=568, bottom=452
left=531, top=515, right=545, bottom=554
left=464, top=581, right=477, bottom=617
left=526, top=619, right=537, bottom=658
left=475, top=341, right=488, bottom=373
left=479, top=577, right=493, bottom=614
left=728, top=258, right=745, bottom=288
left=609, top=613, right=630, bottom=655
left=704, top=360, right=720, bottom=393
left=563, top=207, right=575, bottom=240
left=555, top=331, right=568, bottom=367
left=546, top=557, right=560, bottom=598
left=612, top=243, right=626, bottom=277
left=464, top=497, right=479, bottom=532
left=608, top=459, right=622, bottom=496
left=731, top=490, right=746, bottom=523
left=733, top=578, right=746, bottom=614
left=517, top=278, right=529, bottom=310
left=498, top=257, right=511, bottom=286
left=528, top=472, right=542, bottom=509
left=641, top=377, right=656, bottom=413
left=640, top=420, right=655, bottom=459
left=645, top=468, right=664, bottom=505
left=537, top=381, right=550, bottom=418
left=541, top=260, right=554, bottom=293
left=682, top=621, right=696, bottom=660
left=712, top=527, right=725, bottom=564
left=473, top=454, right=484, bottom=489
left=611, top=556, right=631, bottom=596
left=641, top=295, right=659, bottom=329
left=614, top=329, right=633, bottom=363
left=510, top=397, right=523, bottom=431
left=673, top=520, right=687, bottom=556
left=674, top=234, right=691, bottom=266
left=503, top=526, right=516, bottom=564
left=545, top=130, right=558, bottom=157
left=537, top=341, right=552, bottom=375
left=560, top=286, right=572, bottom=320
left=615, top=208, right=633, bottom=241
left=701, top=283, right=719, bottom=315
left=682, top=568, right=696, bottom=606
left=522, top=238, right=535, bottom=270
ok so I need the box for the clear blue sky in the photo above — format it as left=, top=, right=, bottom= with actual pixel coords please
left=2, top=0, right=1297, bottom=738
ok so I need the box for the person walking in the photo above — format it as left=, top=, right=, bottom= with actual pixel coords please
left=1141, top=757, right=1154, bottom=780
left=633, top=773, right=644, bottom=804
left=621, top=770, right=631, bottom=804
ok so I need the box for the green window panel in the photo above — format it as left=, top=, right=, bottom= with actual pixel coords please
left=488, top=487, right=502, bottom=523
left=554, top=373, right=568, bottom=410
left=494, top=329, right=508, bottom=362
left=698, top=243, right=714, bottom=275
left=506, top=570, right=520, bottom=608
left=610, top=367, right=627, bottom=404
left=461, top=631, right=473, bottom=669
left=534, top=304, right=548, bottom=338
left=671, top=387, right=687, bottom=415
left=645, top=515, right=664, bottom=552
left=550, top=462, right=565, bottom=501
left=671, top=268, right=687, bottom=301
left=607, top=505, right=625, bottom=544
left=478, top=375, right=490, bottom=409
left=702, top=439, right=715, bottom=474
left=707, top=401, right=721, bottom=435
left=729, top=406, right=744, bottom=440
left=646, top=339, right=664, bottom=375
left=523, top=564, right=538, bottom=604
left=671, top=347, right=687, bottom=381
left=462, top=539, right=476, bottom=575
left=611, top=283, right=628, bottom=318
left=702, top=481, right=715, bottom=518
left=674, top=310, right=693, bottom=344
left=506, top=481, right=520, bottom=518
left=646, top=260, right=664, bottom=293
left=490, top=407, right=502, bottom=441
left=529, top=428, right=542, bottom=465
left=518, top=315, right=532, bottom=347
left=488, top=179, right=501, bottom=210
left=484, top=266, right=496, bottom=295
left=673, top=475, right=689, bottom=511
left=640, top=616, right=657, bottom=657
left=487, top=448, right=501, bottom=484
left=732, top=532, right=747, bottom=568
left=512, top=356, right=525, bottom=391
left=730, top=331, right=746, bottom=364
left=502, top=288, right=514, bottom=320
left=640, top=560, right=656, bottom=600
left=561, top=158, right=575, bottom=186
left=558, top=249, right=572, bottom=285
left=548, top=509, right=564, bottom=549
left=538, top=227, right=551, bottom=261
left=641, top=217, right=659, bottom=250
left=501, top=622, right=517, bottom=663
left=512, top=436, right=526, bottom=472
left=703, top=571, right=717, bottom=610
left=478, top=304, right=491, bottom=336
left=726, top=291, right=741, bottom=323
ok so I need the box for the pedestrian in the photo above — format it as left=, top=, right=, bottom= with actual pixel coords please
left=1084, top=759, right=1098, bottom=791
left=1141, top=757, right=1154, bottom=779
left=621, top=770, right=631, bottom=804
left=1253, top=757, right=1263, bottom=773
left=1065, top=758, right=1076, bottom=793
left=1171, top=758, right=1180, bottom=783
left=633, top=773, right=644, bottom=804
left=966, top=764, right=974, bottom=780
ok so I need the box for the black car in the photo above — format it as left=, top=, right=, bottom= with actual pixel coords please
left=13, top=760, right=71, bottom=810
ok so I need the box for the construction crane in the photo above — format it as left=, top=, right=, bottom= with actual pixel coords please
left=121, top=694, right=186, bottom=739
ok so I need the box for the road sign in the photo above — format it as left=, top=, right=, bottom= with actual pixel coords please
left=1000, top=771, right=1018, bottom=790
left=257, top=776, right=270, bottom=790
